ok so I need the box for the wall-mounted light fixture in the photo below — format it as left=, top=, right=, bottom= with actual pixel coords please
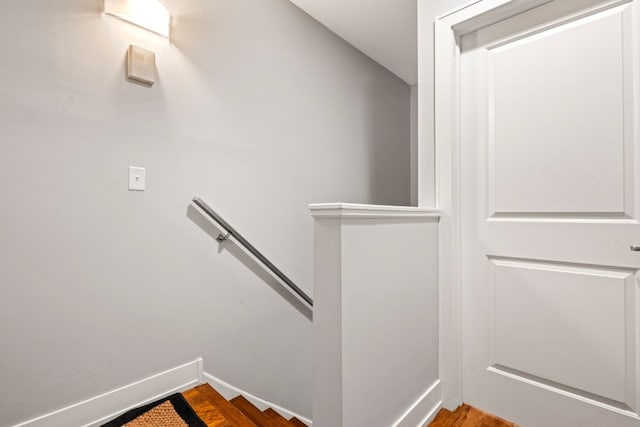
left=104, top=0, right=170, bottom=38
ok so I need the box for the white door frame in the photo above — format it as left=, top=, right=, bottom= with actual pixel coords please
left=430, top=0, right=629, bottom=410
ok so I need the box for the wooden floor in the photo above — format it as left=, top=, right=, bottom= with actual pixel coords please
left=183, top=384, right=508, bottom=427
left=183, top=384, right=307, bottom=427
left=429, top=404, right=517, bottom=427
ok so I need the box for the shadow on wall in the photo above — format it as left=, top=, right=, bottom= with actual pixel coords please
left=366, top=80, right=412, bottom=206
left=186, top=204, right=313, bottom=321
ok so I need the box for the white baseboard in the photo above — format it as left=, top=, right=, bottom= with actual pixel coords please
left=392, top=380, right=442, bottom=427
left=12, top=360, right=437, bottom=427
left=13, top=359, right=203, bottom=427
left=10, top=360, right=312, bottom=427
left=202, top=371, right=312, bottom=426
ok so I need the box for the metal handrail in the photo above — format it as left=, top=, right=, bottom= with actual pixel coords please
left=192, top=197, right=313, bottom=308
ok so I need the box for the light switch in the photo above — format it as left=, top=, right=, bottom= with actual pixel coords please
left=127, top=45, right=155, bottom=86
left=128, top=167, right=146, bottom=191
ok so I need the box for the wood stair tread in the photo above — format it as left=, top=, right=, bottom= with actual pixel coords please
left=184, top=383, right=307, bottom=427
left=182, top=387, right=231, bottom=427
left=263, top=408, right=293, bottom=426
left=190, top=384, right=257, bottom=427
left=230, top=395, right=282, bottom=427
left=288, top=417, right=308, bottom=427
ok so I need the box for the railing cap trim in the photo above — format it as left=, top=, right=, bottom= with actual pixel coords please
left=308, top=203, right=441, bottom=219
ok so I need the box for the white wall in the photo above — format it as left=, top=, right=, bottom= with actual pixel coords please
left=311, top=205, right=440, bottom=427
left=341, top=219, right=439, bottom=426
left=0, top=1, right=411, bottom=425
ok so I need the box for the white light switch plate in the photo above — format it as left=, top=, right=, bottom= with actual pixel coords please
left=128, top=167, right=146, bottom=191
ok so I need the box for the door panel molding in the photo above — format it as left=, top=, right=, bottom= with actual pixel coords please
left=487, top=365, right=637, bottom=415
left=487, top=256, right=635, bottom=408
left=486, top=5, right=631, bottom=218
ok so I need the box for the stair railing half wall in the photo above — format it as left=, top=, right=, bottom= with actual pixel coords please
left=192, top=196, right=313, bottom=310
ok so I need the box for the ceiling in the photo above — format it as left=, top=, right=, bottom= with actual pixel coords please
left=288, top=0, right=418, bottom=85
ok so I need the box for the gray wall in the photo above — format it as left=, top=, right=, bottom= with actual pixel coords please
left=0, top=0, right=410, bottom=424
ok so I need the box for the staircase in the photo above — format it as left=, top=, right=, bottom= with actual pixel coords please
left=183, top=384, right=308, bottom=427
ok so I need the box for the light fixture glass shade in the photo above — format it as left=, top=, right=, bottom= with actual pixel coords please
left=104, top=0, right=170, bottom=38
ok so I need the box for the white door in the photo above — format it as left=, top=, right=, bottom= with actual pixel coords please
left=460, top=0, right=640, bottom=425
